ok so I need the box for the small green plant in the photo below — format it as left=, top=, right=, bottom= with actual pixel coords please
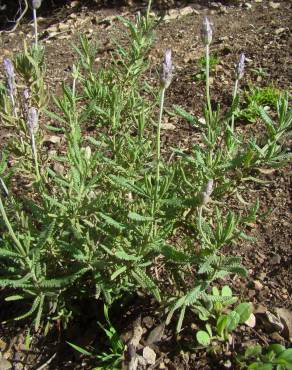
left=195, top=285, right=252, bottom=345
left=238, top=85, right=281, bottom=123
left=250, top=66, right=269, bottom=78
left=236, top=343, right=292, bottom=370
left=68, top=305, right=124, bottom=370
left=193, top=53, right=219, bottom=81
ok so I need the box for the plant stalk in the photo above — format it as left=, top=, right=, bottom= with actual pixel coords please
left=205, top=44, right=212, bottom=120
left=33, top=8, right=38, bottom=47
left=0, top=195, right=26, bottom=256
left=146, top=0, right=153, bottom=21
left=231, top=79, right=239, bottom=132
left=151, top=87, right=165, bottom=236
left=31, top=132, right=40, bottom=181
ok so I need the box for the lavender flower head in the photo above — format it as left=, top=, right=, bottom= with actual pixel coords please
left=160, top=49, right=173, bottom=89
left=201, top=17, right=213, bottom=46
left=32, top=0, right=42, bottom=9
left=3, top=58, right=15, bottom=96
left=27, top=107, right=39, bottom=134
left=235, top=53, right=245, bottom=80
left=201, top=179, right=214, bottom=205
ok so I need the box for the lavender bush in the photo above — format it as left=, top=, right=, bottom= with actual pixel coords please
left=0, top=9, right=291, bottom=335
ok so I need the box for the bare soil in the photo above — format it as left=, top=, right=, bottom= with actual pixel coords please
left=0, top=0, right=291, bottom=369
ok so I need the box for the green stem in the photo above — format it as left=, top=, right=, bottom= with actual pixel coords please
left=146, top=0, right=153, bottom=21
left=231, top=79, right=239, bottom=132
left=33, top=9, right=38, bottom=48
left=31, top=132, right=40, bottom=181
left=0, top=195, right=26, bottom=256
left=205, top=44, right=212, bottom=121
left=151, top=87, right=165, bottom=237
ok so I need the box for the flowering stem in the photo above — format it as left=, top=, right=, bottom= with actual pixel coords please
left=205, top=44, right=212, bottom=120
left=33, top=8, right=38, bottom=47
left=0, top=195, right=26, bottom=257
left=151, top=87, right=165, bottom=236
left=31, top=132, right=40, bottom=181
left=231, top=79, right=239, bottom=132
left=146, top=0, right=152, bottom=21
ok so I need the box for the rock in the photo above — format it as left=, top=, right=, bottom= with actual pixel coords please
left=143, top=316, right=154, bottom=329
left=0, top=359, right=12, bottom=370
left=245, top=313, right=256, bottom=328
left=223, top=360, right=232, bottom=368
left=248, top=289, right=256, bottom=298
left=271, top=254, right=281, bottom=265
left=269, top=1, right=280, bottom=8
left=142, top=346, right=156, bottom=365
left=258, top=272, right=267, bottom=280
left=244, top=2, right=252, bottom=9
left=53, top=162, right=65, bottom=175
left=162, top=123, right=176, bottom=130
left=219, top=6, right=228, bottom=14
left=254, top=0, right=262, bottom=2
left=47, top=25, right=58, bottom=33
left=275, top=27, right=286, bottom=35
left=179, top=6, right=196, bottom=16
left=44, top=135, right=61, bottom=145
left=69, top=0, right=79, bottom=7
left=58, top=22, right=69, bottom=31
left=210, top=2, right=221, bottom=9
left=270, top=332, right=284, bottom=342
left=275, top=308, right=292, bottom=340
left=265, top=311, right=284, bottom=332
left=254, top=280, right=263, bottom=291
left=146, top=323, right=165, bottom=345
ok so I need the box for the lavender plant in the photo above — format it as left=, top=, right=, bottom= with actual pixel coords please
left=32, top=0, right=42, bottom=47
left=0, top=11, right=290, bottom=334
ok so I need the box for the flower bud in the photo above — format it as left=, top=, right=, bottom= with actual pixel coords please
left=201, top=179, right=214, bottom=205
left=27, top=107, right=39, bottom=134
left=160, top=49, right=173, bottom=89
left=32, top=0, right=42, bottom=9
left=235, top=53, right=245, bottom=80
left=201, top=17, right=213, bottom=46
left=3, top=58, right=15, bottom=96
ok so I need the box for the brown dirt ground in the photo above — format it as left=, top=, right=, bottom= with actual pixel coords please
left=0, top=0, right=291, bottom=369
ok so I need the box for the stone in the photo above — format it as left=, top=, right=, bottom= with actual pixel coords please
left=275, top=27, right=286, bottom=35
left=146, top=323, right=165, bottom=345
left=275, top=308, right=292, bottom=340
left=269, top=1, right=280, bottom=8
left=244, top=3, right=252, bottom=9
left=245, top=313, right=256, bottom=328
left=143, top=316, right=154, bottom=329
left=162, top=123, right=176, bottom=130
left=0, top=359, right=12, bottom=370
left=271, top=254, right=281, bottom=264
left=270, top=332, right=284, bottom=342
left=254, top=280, right=263, bottom=291
left=179, top=6, right=195, bottom=16
left=265, top=311, right=284, bottom=332
left=143, top=346, right=156, bottom=365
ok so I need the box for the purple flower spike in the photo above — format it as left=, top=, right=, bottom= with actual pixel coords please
left=201, top=17, right=213, bottom=46
left=201, top=179, right=214, bottom=205
left=32, top=0, right=42, bottom=9
left=236, top=53, right=245, bottom=80
left=27, top=107, right=39, bottom=134
left=3, top=58, right=15, bottom=96
left=160, top=49, right=173, bottom=89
